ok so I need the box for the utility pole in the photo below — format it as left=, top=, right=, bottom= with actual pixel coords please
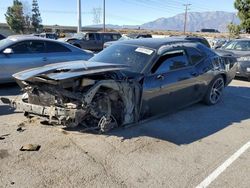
left=183, top=4, right=191, bottom=34
left=103, top=0, right=106, bottom=32
left=77, top=0, right=82, bottom=33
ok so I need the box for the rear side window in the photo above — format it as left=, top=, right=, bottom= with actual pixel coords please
left=11, top=42, right=30, bottom=54
left=86, top=33, right=95, bottom=40
left=103, top=34, right=112, bottom=40
left=152, top=50, right=189, bottom=74
left=186, top=47, right=205, bottom=65
left=96, top=34, right=101, bottom=40
left=11, top=41, right=45, bottom=54
left=198, top=39, right=210, bottom=48
left=46, top=41, right=71, bottom=53
left=112, top=34, right=121, bottom=40
left=0, top=34, right=5, bottom=40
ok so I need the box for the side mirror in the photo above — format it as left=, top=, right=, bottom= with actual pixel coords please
left=3, top=48, right=13, bottom=55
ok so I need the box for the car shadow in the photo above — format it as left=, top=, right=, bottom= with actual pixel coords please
left=0, top=105, right=16, bottom=116
left=60, top=85, right=250, bottom=145
left=235, top=77, right=249, bottom=82
left=0, top=83, right=21, bottom=96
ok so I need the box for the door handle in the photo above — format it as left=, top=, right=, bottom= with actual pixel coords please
left=42, top=57, right=47, bottom=61
left=157, top=74, right=165, bottom=80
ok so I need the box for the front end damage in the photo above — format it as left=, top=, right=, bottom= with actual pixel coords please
left=1, top=63, right=141, bottom=132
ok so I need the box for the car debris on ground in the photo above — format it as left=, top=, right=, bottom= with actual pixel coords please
left=20, top=144, right=41, bottom=151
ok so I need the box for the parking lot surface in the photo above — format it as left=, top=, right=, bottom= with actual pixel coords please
left=0, top=80, right=250, bottom=188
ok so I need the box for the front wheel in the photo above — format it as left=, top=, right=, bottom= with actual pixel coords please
left=203, top=76, right=225, bottom=105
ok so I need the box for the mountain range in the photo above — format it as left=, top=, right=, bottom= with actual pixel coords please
left=89, top=11, right=240, bottom=32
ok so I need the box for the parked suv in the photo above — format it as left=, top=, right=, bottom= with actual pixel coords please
left=60, top=32, right=122, bottom=51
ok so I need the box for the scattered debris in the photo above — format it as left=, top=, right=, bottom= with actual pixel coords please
left=0, top=134, right=10, bottom=140
left=18, top=122, right=25, bottom=127
left=20, top=144, right=41, bottom=151
left=17, top=127, right=25, bottom=132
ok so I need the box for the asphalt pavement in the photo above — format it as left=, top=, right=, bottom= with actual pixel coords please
left=0, top=79, right=249, bottom=188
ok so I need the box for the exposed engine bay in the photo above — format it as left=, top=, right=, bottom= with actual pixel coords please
left=2, top=71, right=141, bottom=132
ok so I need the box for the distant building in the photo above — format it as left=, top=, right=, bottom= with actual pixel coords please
left=200, top=28, right=220, bottom=33
left=0, top=23, right=102, bottom=36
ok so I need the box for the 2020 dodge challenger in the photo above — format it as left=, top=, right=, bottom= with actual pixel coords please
left=1, top=38, right=237, bottom=132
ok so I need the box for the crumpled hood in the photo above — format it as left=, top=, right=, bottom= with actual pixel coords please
left=13, top=60, right=128, bottom=81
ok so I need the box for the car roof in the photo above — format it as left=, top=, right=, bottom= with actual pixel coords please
left=232, top=38, right=250, bottom=41
left=117, top=38, right=199, bottom=49
left=7, top=35, right=58, bottom=42
left=79, top=32, right=121, bottom=34
left=170, top=35, right=206, bottom=39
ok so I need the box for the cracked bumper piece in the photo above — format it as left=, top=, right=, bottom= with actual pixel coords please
left=1, top=97, right=84, bottom=125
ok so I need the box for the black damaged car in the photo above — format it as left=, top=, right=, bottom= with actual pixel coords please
left=1, top=38, right=237, bottom=132
left=217, top=39, right=250, bottom=81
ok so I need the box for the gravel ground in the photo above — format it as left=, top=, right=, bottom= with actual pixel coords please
left=0, top=79, right=250, bottom=188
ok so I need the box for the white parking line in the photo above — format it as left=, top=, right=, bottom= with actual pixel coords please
left=196, top=141, right=250, bottom=188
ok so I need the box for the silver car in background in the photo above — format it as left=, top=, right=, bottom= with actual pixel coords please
left=0, top=36, right=94, bottom=83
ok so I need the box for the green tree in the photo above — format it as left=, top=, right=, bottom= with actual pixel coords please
left=234, top=0, right=250, bottom=33
left=5, top=0, right=25, bottom=34
left=31, top=0, right=43, bottom=33
left=227, top=23, right=241, bottom=38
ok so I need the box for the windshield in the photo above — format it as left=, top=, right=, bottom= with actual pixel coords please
left=89, top=44, right=155, bottom=73
left=222, top=41, right=250, bottom=51
left=118, top=35, right=132, bottom=41
left=0, top=38, right=12, bottom=48
left=73, top=33, right=85, bottom=39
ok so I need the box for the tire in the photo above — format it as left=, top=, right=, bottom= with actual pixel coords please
left=203, top=75, right=225, bottom=105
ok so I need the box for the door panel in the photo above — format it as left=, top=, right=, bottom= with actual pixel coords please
left=142, top=67, right=200, bottom=118
left=0, top=53, right=47, bottom=82
left=141, top=48, right=201, bottom=118
left=0, top=40, right=47, bottom=82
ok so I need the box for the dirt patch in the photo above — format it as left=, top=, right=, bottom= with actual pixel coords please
left=0, top=149, right=10, bottom=159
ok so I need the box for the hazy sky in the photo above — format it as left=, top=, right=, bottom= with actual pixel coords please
left=0, top=0, right=236, bottom=26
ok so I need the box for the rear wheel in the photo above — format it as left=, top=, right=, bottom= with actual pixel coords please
left=203, top=76, right=225, bottom=105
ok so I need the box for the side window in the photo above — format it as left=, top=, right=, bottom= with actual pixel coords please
left=29, top=41, right=46, bottom=53
left=96, top=34, right=101, bottom=41
left=86, top=33, right=95, bottom=40
left=11, top=41, right=45, bottom=54
left=103, top=34, right=112, bottom=41
left=186, top=47, right=205, bottom=65
left=112, top=34, right=120, bottom=40
left=46, top=41, right=71, bottom=53
left=152, top=50, right=189, bottom=74
left=11, top=42, right=30, bottom=54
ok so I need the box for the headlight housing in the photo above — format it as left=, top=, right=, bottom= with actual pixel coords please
left=237, top=56, right=250, bottom=61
